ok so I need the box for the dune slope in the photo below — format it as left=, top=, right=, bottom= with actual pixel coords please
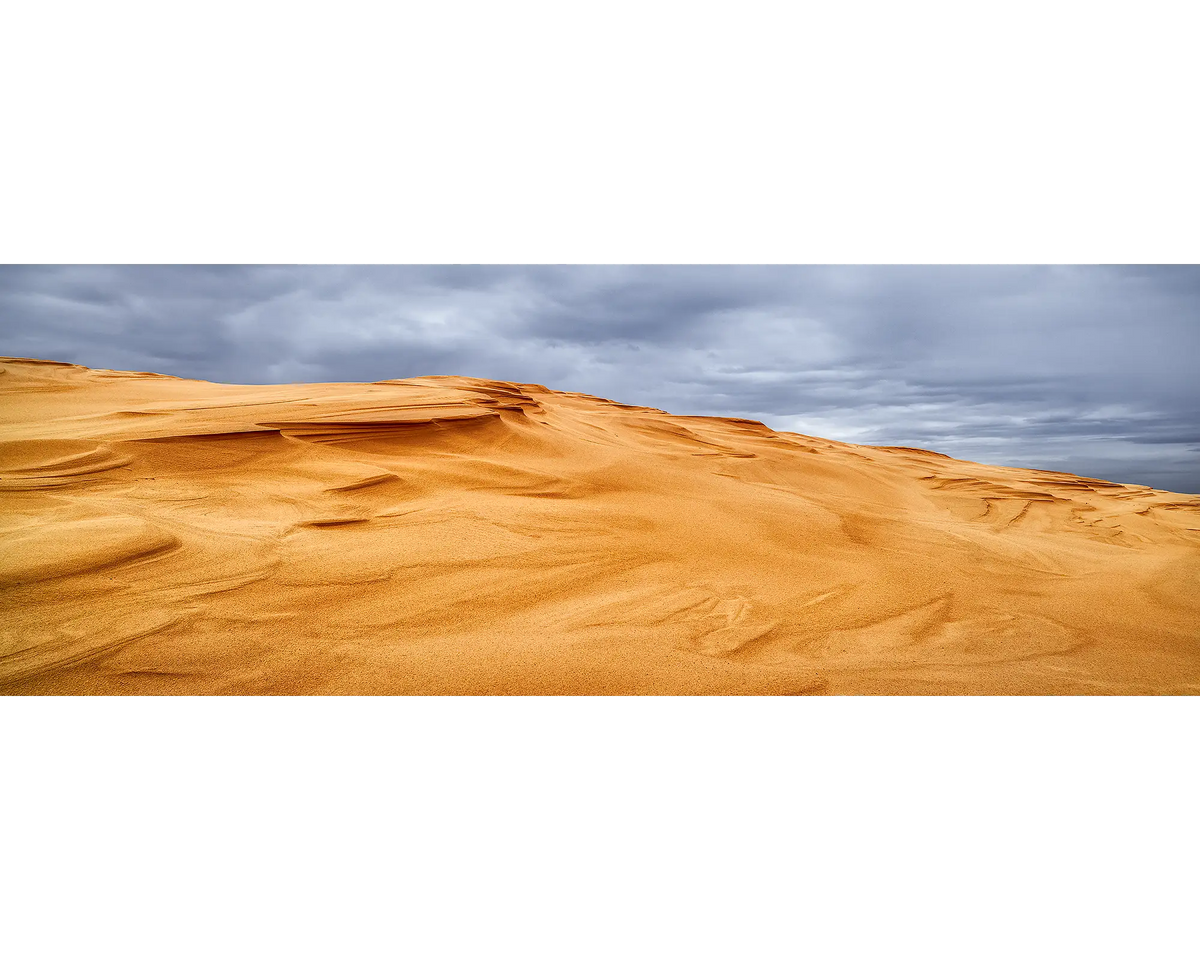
left=2, top=356, right=1198, bottom=695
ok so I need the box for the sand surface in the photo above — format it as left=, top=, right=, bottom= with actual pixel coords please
left=2, top=356, right=1198, bottom=695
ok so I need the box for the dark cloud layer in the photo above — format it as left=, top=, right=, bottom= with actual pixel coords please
left=2, top=265, right=1198, bottom=493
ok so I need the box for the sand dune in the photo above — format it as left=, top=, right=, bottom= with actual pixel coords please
left=2, top=355, right=1198, bottom=695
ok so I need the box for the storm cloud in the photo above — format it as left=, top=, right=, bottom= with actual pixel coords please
left=2, top=265, right=1198, bottom=493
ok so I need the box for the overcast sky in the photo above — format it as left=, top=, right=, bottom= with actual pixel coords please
left=2, top=265, right=1197, bottom=493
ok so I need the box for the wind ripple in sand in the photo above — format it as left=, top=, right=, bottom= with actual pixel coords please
left=1, top=516, right=179, bottom=585
left=0, top=439, right=132, bottom=489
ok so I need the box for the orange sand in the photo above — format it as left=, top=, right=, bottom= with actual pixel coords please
left=2, top=356, right=1198, bottom=694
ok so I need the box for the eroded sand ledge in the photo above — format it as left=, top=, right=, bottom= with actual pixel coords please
left=2, top=356, right=1198, bottom=695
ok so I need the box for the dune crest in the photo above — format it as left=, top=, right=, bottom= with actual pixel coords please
left=2, top=356, right=1198, bottom=695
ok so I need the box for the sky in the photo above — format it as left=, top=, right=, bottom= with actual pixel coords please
left=2, top=264, right=1198, bottom=493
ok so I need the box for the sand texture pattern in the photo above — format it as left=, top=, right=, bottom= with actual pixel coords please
left=2, top=356, right=1199, bottom=695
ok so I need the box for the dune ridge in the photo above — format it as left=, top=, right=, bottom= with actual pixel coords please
left=2, top=356, right=1198, bottom=695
